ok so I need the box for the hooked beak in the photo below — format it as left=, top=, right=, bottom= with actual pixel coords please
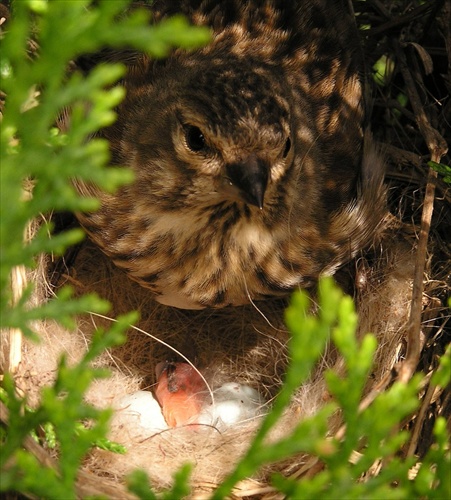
left=225, top=154, right=269, bottom=209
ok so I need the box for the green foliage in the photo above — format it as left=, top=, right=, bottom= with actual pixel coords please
left=210, top=279, right=450, bottom=500
left=372, top=54, right=395, bottom=86
left=1, top=313, right=135, bottom=499
left=0, top=1, right=449, bottom=499
left=127, top=464, right=193, bottom=500
left=0, top=0, right=210, bottom=336
left=127, top=470, right=159, bottom=500
left=0, top=0, right=209, bottom=498
left=428, top=160, right=451, bottom=184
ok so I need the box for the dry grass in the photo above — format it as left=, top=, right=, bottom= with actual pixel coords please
left=1, top=0, right=450, bottom=497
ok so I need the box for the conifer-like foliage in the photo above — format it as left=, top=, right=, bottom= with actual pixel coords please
left=0, top=1, right=449, bottom=498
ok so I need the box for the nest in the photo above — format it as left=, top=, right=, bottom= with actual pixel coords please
left=1, top=1, right=450, bottom=498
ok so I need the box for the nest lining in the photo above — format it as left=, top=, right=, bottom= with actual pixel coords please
left=1, top=0, right=450, bottom=497
left=5, top=226, right=434, bottom=493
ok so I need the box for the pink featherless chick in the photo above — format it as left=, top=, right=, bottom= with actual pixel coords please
left=154, top=362, right=209, bottom=427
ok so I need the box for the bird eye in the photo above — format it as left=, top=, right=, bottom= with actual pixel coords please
left=185, top=125, right=206, bottom=152
left=282, top=137, right=291, bottom=158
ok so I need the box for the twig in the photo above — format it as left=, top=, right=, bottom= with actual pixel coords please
left=394, top=41, right=448, bottom=384
left=374, top=98, right=416, bottom=121
left=406, top=380, right=440, bottom=457
left=400, top=167, right=438, bottom=383
left=7, top=183, right=36, bottom=374
left=367, top=0, right=392, bottom=19
left=366, top=3, right=433, bottom=37
left=7, top=266, right=27, bottom=374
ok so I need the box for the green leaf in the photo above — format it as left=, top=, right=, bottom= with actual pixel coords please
left=428, top=160, right=451, bottom=184
left=127, top=470, right=158, bottom=500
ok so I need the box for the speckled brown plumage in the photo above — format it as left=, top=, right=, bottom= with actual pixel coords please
left=73, top=0, right=387, bottom=309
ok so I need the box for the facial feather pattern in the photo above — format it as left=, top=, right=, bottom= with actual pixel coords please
left=73, top=0, right=387, bottom=309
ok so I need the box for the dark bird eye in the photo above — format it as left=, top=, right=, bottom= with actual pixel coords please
left=185, top=125, right=206, bottom=152
left=283, top=137, right=291, bottom=158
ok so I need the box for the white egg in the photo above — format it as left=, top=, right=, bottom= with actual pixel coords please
left=198, top=383, right=266, bottom=431
left=111, top=390, right=168, bottom=439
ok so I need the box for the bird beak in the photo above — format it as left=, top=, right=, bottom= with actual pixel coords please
left=225, top=154, right=269, bottom=209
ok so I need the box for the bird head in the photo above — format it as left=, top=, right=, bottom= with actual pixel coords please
left=114, top=54, right=294, bottom=212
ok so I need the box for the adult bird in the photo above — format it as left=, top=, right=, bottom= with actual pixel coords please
left=73, top=0, right=387, bottom=309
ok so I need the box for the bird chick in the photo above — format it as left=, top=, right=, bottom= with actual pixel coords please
left=74, top=0, right=387, bottom=309
left=154, top=362, right=209, bottom=427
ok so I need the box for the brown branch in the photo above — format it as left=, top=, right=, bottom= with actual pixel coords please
left=367, top=3, right=433, bottom=37
left=400, top=167, right=438, bottom=383
left=374, top=98, right=416, bottom=121
left=406, top=379, right=440, bottom=457
left=395, top=45, right=448, bottom=155
left=366, top=0, right=392, bottom=20
left=393, top=41, right=448, bottom=384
